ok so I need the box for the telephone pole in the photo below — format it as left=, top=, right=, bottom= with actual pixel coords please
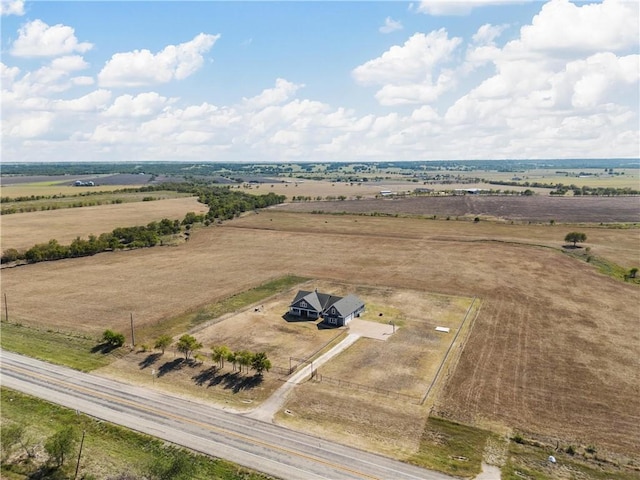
left=130, top=313, right=135, bottom=347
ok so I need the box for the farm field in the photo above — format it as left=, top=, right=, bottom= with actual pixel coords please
left=0, top=196, right=208, bottom=251
left=1, top=207, right=638, bottom=467
left=280, top=195, right=640, bottom=224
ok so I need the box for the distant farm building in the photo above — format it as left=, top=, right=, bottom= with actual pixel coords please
left=289, top=290, right=365, bottom=327
left=74, top=180, right=95, bottom=186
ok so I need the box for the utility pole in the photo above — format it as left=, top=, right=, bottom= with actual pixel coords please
left=74, top=430, right=86, bottom=480
left=130, top=313, right=135, bottom=347
left=4, top=293, right=8, bottom=323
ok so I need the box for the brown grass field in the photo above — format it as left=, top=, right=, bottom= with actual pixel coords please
left=0, top=197, right=208, bottom=251
left=1, top=204, right=639, bottom=463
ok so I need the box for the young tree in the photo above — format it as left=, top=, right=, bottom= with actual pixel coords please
left=237, top=350, right=254, bottom=374
left=45, top=426, right=77, bottom=467
left=251, top=352, right=272, bottom=376
left=154, top=334, right=173, bottom=354
left=211, top=345, right=231, bottom=369
left=630, top=267, right=638, bottom=279
left=1, top=423, right=34, bottom=460
left=101, top=329, right=125, bottom=347
left=176, top=334, right=202, bottom=360
left=564, top=232, right=587, bottom=247
left=227, top=350, right=238, bottom=372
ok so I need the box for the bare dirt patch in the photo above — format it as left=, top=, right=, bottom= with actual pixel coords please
left=0, top=197, right=208, bottom=250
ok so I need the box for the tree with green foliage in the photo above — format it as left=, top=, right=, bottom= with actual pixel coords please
left=1, top=423, right=34, bottom=460
left=236, top=350, right=254, bottom=374
left=45, top=426, right=77, bottom=467
left=251, top=352, right=272, bottom=375
left=101, top=329, right=125, bottom=347
left=564, top=232, right=587, bottom=247
left=147, top=446, right=196, bottom=480
left=176, top=334, right=202, bottom=360
left=629, top=267, right=638, bottom=279
left=227, top=350, right=238, bottom=371
left=154, top=334, right=173, bottom=354
left=211, top=345, right=231, bottom=369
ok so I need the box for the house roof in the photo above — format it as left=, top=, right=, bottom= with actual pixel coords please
left=291, top=290, right=365, bottom=318
left=326, top=294, right=364, bottom=317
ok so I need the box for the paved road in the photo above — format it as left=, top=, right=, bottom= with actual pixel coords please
left=0, top=350, right=455, bottom=480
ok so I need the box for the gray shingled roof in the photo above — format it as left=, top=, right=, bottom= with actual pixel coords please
left=325, top=294, right=364, bottom=317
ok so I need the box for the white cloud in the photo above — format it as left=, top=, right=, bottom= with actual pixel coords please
left=417, top=0, right=521, bottom=16
left=242, top=78, right=303, bottom=110
left=353, top=30, right=462, bottom=105
left=9, top=112, right=53, bottom=138
left=472, top=23, right=508, bottom=45
left=98, top=33, right=219, bottom=87
left=379, top=17, right=403, bottom=34
left=53, top=89, right=112, bottom=112
left=0, top=0, right=24, bottom=16
left=10, top=19, right=93, bottom=57
left=1, top=62, right=21, bottom=88
left=104, top=92, right=171, bottom=117
left=50, top=55, right=89, bottom=72
left=517, top=0, right=639, bottom=53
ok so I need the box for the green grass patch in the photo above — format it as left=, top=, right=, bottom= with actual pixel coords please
left=1, top=387, right=274, bottom=480
left=138, top=275, right=309, bottom=341
left=408, top=417, right=493, bottom=477
left=503, top=436, right=640, bottom=480
left=0, top=322, right=112, bottom=371
left=563, top=249, right=640, bottom=284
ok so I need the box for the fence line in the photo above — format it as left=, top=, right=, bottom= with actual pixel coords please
left=312, top=373, right=419, bottom=403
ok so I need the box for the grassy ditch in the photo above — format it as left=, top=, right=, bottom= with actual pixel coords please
left=137, top=274, right=309, bottom=341
left=503, top=434, right=640, bottom=480
left=0, top=387, right=273, bottom=480
left=562, top=248, right=640, bottom=284
left=408, top=416, right=494, bottom=477
left=0, top=322, right=112, bottom=371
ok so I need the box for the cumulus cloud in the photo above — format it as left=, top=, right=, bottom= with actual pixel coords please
left=10, top=19, right=93, bottom=57
left=98, top=33, right=219, bottom=87
left=104, top=92, right=171, bottom=117
left=242, top=78, right=303, bottom=110
left=1, top=0, right=24, bottom=16
left=53, top=89, right=112, bottom=112
left=517, top=0, right=639, bottom=53
left=416, top=0, right=521, bottom=16
left=353, top=30, right=462, bottom=105
left=379, top=17, right=403, bottom=34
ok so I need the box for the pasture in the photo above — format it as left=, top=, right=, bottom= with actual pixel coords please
left=0, top=196, right=208, bottom=251
left=1, top=204, right=639, bottom=466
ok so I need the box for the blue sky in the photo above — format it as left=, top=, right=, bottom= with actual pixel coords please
left=1, top=0, right=638, bottom=162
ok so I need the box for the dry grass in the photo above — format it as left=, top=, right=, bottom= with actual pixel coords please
left=0, top=196, right=208, bottom=251
left=2, top=209, right=638, bottom=462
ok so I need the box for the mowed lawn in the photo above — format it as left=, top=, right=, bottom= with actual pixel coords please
left=0, top=196, right=208, bottom=251
left=1, top=210, right=638, bottom=462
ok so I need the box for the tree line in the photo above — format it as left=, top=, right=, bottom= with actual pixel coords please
left=1, top=184, right=286, bottom=264
left=154, top=334, right=272, bottom=376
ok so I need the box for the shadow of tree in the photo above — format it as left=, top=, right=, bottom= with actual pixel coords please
left=157, top=358, right=186, bottom=377
left=139, top=352, right=162, bottom=369
left=191, top=369, right=264, bottom=392
left=192, top=366, right=218, bottom=386
left=90, top=342, right=119, bottom=354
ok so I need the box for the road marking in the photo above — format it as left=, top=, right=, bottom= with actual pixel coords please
left=1, top=361, right=381, bottom=480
